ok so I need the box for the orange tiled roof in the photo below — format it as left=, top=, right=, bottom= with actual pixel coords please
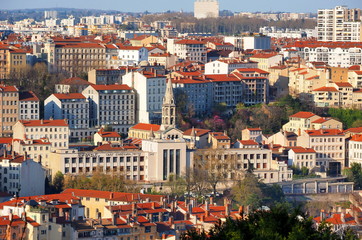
left=131, top=123, right=160, bottom=131
left=183, top=128, right=211, bottom=137
left=334, top=82, right=353, bottom=87
left=289, top=111, right=315, bottom=119
left=19, top=119, right=68, bottom=127
left=91, top=84, right=132, bottom=91
left=305, top=129, right=344, bottom=136
left=53, top=93, right=85, bottom=100
left=313, top=86, right=339, bottom=92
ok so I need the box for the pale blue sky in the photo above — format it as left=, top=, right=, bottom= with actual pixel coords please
left=2, top=0, right=361, bottom=13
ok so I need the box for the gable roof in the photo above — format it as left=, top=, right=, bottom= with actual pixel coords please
left=289, top=111, right=316, bottom=119
left=131, top=123, right=161, bottom=131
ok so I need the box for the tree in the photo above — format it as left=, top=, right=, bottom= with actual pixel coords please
left=345, top=163, right=362, bottom=190
left=194, top=148, right=235, bottom=198
left=52, top=171, right=65, bottom=193
left=166, top=174, right=187, bottom=199
left=181, top=203, right=358, bottom=240
left=231, top=172, right=263, bottom=209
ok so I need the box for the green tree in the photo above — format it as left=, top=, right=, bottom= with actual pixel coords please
left=52, top=171, right=65, bottom=193
left=181, top=204, right=357, bottom=240
left=345, top=163, right=362, bottom=190
left=231, top=172, right=263, bottom=209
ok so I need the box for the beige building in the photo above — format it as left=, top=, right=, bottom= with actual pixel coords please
left=0, top=85, right=19, bottom=137
left=43, top=40, right=106, bottom=75
left=297, top=129, right=345, bottom=168
left=312, top=86, right=340, bottom=108
left=311, top=117, right=343, bottom=130
left=12, top=119, right=70, bottom=150
left=208, top=132, right=231, bottom=149
left=288, top=147, right=317, bottom=169
left=282, top=111, right=320, bottom=134
left=250, top=53, right=283, bottom=72
left=194, top=0, right=219, bottom=19
left=288, top=67, right=330, bottom=98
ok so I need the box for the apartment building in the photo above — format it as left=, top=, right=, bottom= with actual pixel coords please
left=43, top=40, right=106, bottom=75
left=288, top=66, right=329, bottom=98
left=82, top=84, right=136, bottom=134
left=55, top=77, right=93, bottom=94
left=88, top=67, right=134, bottom=85
left=283, top=41, right=362, bottom=68
left=282, top=111, right=320, bottom=134
left=297, top=129, right=345, bottom=168
left=317, top=6, right=361, bottom=42
left=0, top=154, right=45, bottom=197
left=13, top=119, right=70, bottom=150
left=167, top=39, right=207, bottom=63
left=194, top=147, right=292, bottom=183
left=0, top=85, right=19, bottom=137
left=117, top=45, right=148, bottom=66
left=123, top=71, right=166, bottom=124
left=312, top=82, right=357, bottom=108
left=288, top=148, right=317, bottom=169
left=194, top=0, right=219, bottom=19
left=348, top=134, right=362, bottom=166
left=171, top=76, right=214, bottom=115
left=204, top=59, right=258, bottom=75
left=208, top=132, right=231, bottom=149
left=19, top=91, right=39, bottom=120
left=249, top=53, right=283, bottom=72
left=44, top=93, right=90, bottom=140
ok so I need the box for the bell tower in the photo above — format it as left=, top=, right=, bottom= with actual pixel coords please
left=160, top=79, right=176, bottom=130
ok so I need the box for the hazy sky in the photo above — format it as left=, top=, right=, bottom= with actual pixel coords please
left=2, top=0, right=361, bottom=13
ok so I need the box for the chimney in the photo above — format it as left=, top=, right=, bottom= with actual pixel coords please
left=298, top=128, right=301, bottom=136
left=205, top=200, right=209, bottom=211
left=169, top=215, right=174, bottom=225
left=341, top=212, right=345, bottom=223
left=239, top=206, right=244, bottom=219
left=112, top=213, right=118, bottom=225
left=209, top=197, right=214, bottom=205
left=320, top=209, right=325, bottom=221
left=152, top=202, right=155, bottom=209
left=224, top=199, right=230, bottom=216
left=40, top=119, right=44, bottom=125
left=205, top=210, right=209, bottom=217
left=110, top=192, right=114, bottom=199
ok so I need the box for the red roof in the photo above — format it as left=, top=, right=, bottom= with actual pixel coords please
left=355, top=71, right=362, bottom=75
left=20, top=119, right=68, bottom=127
left=19, top=91, right=39, bottom=101
left=238, top=140, right=258, bottom=145
left=209, top=132, right=230, bottom=140
left=312, top=117, right=333, bottom=124
left=0, top=85, right=18, bottom=92
left=334, top=82, right=353, bottom=87
left=55, top=43, right=105, bottom=48
left=97, top=130, right=121, bottom=138
left=183, top=128, right=211, bottom=137
left=91, top=84, right=132, bottom=91
left=60, top=77, right=92, bottom=85
left=53, top=93, right=85, bottom=100
left=350, top=134, right=362, bottom=142
left=313, top=87, right=339, bottom=92
left=235, top=68, right=269, bottom=74
left=345, top=127, right=362, bottom=133
left=250, top=53, right=279, bottom=59
left=290, top=147, right=316, bottom=153
left=305, top=129, right=344, bottom=136
left=289, top=111, right=315, bottom=119
left=94, top=144, right=138, bottom=151
left=175, top=39, right=205, bottom=45
left=131, top=123, right=160, bottom=131
left=0, top=138, right=13, bottom=144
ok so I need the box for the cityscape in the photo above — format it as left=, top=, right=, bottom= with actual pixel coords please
left=0, top=0, right=362, bottom=239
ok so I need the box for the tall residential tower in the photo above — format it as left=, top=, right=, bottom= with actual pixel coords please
left=194, top=0, right=219, bottom=19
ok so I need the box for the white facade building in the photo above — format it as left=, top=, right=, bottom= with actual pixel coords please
left=82, top=84, right=136, bottom=134
left=167, top=39, right=207, bottom=63
left=44, top=93, right=90, bottom=140
left=19, top=91, right=40, bottom=120
left=12, top=119, right=70, bottom=150
left=117, top=46, right=148, bottom=66
left=204, top=59, right=258, bottom=75
left=122, top=71, right=166, bottom=124
left=0, top=154, right=45, bottom=197
left=317, top=6, right=362, bottom=42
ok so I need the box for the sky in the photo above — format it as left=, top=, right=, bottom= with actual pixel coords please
left=1, top=0, right=361, bottom=13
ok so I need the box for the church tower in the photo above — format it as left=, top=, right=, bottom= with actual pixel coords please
left=160, top=79, right=176, bottom=130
